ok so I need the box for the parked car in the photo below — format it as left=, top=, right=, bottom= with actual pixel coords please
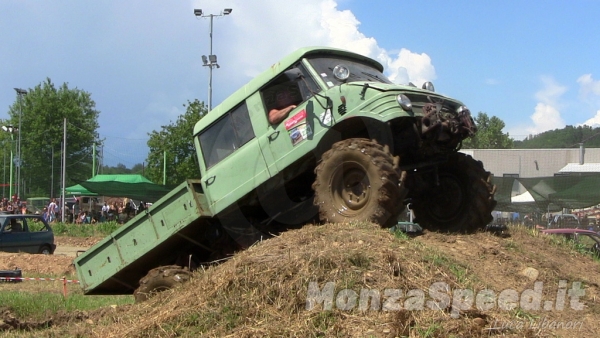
left=547, top=214, right=581, bottom=229
left=0, top=214, right=56, bottom=254
left=541, top=228, right=600, bottom=256
left=26, top=197, right=50, bottom=214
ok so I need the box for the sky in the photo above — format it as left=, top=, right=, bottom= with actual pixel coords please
left=2, top=0, right=600, bottom=168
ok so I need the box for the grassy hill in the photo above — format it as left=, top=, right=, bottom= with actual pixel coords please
left=2, top=222, right=600, bottom=337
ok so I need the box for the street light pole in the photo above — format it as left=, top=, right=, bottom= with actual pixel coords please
left=14, top=88, right=27, bottom=199
left=193, top=8, right=232, bottom=111
left=1, top=126, right=17, bottom=198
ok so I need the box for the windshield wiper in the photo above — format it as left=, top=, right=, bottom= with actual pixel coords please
left=360, top=71, right=387, bottom=83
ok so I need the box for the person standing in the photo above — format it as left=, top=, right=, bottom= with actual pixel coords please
left=42, top=207, right=49, bottom=222
left=101, top=202, right=110, bottom=222
left=47, top=198, right=58, bottom=223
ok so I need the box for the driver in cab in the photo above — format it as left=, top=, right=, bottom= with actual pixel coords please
left=267, top=84, right=301, bottom=125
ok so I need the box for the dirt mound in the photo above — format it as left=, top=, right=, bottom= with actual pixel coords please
left=0, top=252, right=75, bottom=276
left=3, top=224, right=600, bottom=337
left=55, top=236, right=103, bottom=247
left=0, top=236, right=102, bottom=275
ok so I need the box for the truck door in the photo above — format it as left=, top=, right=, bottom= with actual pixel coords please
left=198, top=102, right=271, bottom=214
left=258, top=63, right=325, bottom=173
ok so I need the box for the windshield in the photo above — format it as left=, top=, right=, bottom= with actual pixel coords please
left=307, top=56, right=392, bottom=87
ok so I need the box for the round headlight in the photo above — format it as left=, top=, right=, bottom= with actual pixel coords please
left=332, top=64, right=350, bottom=81
left=457, top=105, right=469, bottom=114
left=396, top=94, right=412, bottom=111
left=422, top=81, right=435, bottom=92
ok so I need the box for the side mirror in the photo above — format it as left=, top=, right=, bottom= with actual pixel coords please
left=326, top=97, right=333, bottom=110
left=283, top=68, right=303, bottom=82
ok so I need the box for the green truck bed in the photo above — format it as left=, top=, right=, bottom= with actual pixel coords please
left=74, top=179, right=213, bottom=295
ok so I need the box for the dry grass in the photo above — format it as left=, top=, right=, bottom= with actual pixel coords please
left=2, top=223, right=600, bottom=337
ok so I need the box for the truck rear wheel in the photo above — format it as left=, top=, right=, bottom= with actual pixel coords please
left=133, top=265, right=191, bottom=303
left=410, top=153, right=496, bottom=233
left=313, top=139, right=406, bottom=228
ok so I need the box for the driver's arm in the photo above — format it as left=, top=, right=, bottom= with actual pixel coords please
left=268, top=105, right=297, bottom=125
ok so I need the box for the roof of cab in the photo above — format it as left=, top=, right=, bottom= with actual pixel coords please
left=193, top=46, right=383, bottom=135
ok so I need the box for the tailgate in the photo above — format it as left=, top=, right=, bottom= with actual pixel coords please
left=74, top=179, right=213, bottom=294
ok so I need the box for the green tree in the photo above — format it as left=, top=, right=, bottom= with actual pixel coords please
left=100, top=163, right=131, bottom=175
left=145, top=99, right=207, bottom=185
left=6, top=78, right=100, bottom=198
left=462, top=112, right=513, bottom=149
left=514, top=125, right=600, bottom=148
left=131, top=163, right=145, bottom=175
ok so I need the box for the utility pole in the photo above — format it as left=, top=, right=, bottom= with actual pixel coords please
left=193, top=8, right=232, bottom=111
left=14, top=88, right=27, bottom=198
left=1, top=126, right=17, bottom=198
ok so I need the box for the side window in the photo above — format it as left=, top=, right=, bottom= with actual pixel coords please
left=199, top=103, right=254, bottom=168
left=263, top=82, right=303, bottom=113
left=27, top=217, right=47, bottom=232
left=7, top=219, right=23, bottom=232
left=262, top=64, right=320, bottom=108
left=296, top=63, right=321, bottom=99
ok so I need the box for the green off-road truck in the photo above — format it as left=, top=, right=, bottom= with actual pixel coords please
left=74, top=47, right=496, bottom=300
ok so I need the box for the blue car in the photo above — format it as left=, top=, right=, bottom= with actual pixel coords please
left=0, top=214, right=56, bottom=254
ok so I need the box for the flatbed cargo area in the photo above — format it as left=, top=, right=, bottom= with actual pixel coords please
left=74, top=180, right=214, bottom=294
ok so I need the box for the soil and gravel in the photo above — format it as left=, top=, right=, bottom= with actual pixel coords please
left=0, top=237, right=100, bottom=275
left=1, top=225, right=599, bottom=337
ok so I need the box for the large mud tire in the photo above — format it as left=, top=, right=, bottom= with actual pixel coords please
left=313, top=138, right=407, bottom=228
left=411, top=153, right=496, bottom=233
left=133, top=265, right=191, bottom=303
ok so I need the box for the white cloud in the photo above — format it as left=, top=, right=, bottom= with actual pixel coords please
left=527, top=76, right=567, bottom=134
left=529, top=103, right=564, bottom=133
left=384, top=49, right=436, bottom=85
left=580, top=110, right=600, bottom=128
left=198, top=0, right=435, bottom=92
left=576, top=74, right=600, bottom=127
left=534, top=76, right=567, bottom=106
left=577, top=74, right=600, bottom=99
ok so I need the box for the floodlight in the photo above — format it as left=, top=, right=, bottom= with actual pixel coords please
left=202, top=55, right=208, bottom=65
left=223, top=8, right=232, bottom=15
left=14, top=88, right=27, bottom=95
left=208, top=55, right=217, bottom=63
left=194, top=9, right=203, bottom=16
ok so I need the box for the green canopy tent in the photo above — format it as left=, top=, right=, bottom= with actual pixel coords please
left=492, top=174, right=600, bottom=212
left=65, top=184, right=97, bottom=196
left=76, top=174, right=173, bottom=203
left=547, top=175, right=600, bottom=209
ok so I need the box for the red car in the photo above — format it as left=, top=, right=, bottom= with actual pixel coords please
left=541, top=228, right=600, bottom=256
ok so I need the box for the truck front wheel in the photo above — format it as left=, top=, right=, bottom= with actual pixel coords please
left=313, top=139, right=406, bottom=228
left=410, top=153, right=496, bottom=233
left=133, top=265, right=191, bottom=303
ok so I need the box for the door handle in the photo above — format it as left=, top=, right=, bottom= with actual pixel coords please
left=205, top=176, right=216, bottom=186
left=268, top=131, right=280, bottom=142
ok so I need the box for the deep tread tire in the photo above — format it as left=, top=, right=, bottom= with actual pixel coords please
left=133, top=265, right=191, bottom=303
left=411, top=152, right=496, bottom=233
left=312, top=138, right=407, bottom=228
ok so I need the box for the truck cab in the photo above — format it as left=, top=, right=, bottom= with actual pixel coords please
left=193, top=46, right=494, bottom=232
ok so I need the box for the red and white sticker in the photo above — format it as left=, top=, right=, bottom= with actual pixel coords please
left=285, top=110, right=307, bottom=130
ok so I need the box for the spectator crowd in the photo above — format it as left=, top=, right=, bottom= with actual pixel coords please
left=0, top=194, right=148, bottom=225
